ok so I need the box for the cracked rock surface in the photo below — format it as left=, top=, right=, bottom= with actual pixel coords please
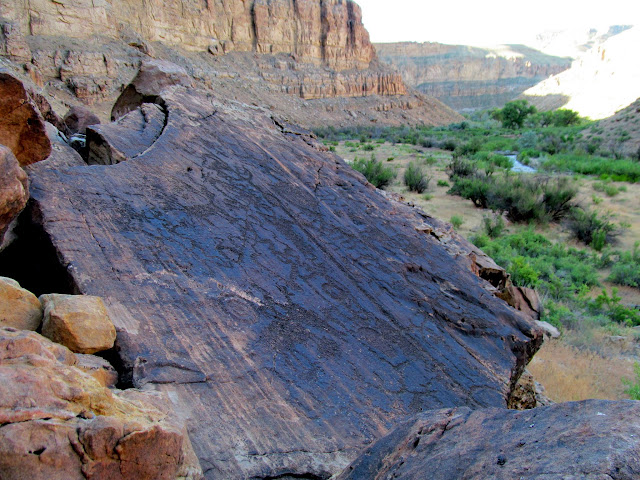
left=336, top=400, right=640, bottom=480
left=24, top=74, right=541, bottom=479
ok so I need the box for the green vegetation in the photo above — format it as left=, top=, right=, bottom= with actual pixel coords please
left=450, top=215, right=464, bottom=230
left=565, top=208, right=622, bottom=250
left=404, top=162, right=430, bottom=193
left=472, top=229, right=639, bottom=328
left=623, top=363, right=640, bottom=400
left=352, top=156, right=395, bottom=189
left=447, top=171, right=577, bottom=224
left=608, top=243, right=640, bottom=287
left=494, top=100, right=537, bottom=129
left=542, top=154, right=640, bottom=183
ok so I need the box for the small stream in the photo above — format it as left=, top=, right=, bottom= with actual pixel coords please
left=505, top=153, right=536, bottom=173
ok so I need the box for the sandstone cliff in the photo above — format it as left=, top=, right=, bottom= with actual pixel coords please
left=376, top=42, right=571, bottom=111
left=1, top=0, right=375, bottom=69
left=0, top=0, right=461, bottom=128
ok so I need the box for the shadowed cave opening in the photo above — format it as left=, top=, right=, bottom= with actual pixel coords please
left=0, top=201, right=79, bottom=297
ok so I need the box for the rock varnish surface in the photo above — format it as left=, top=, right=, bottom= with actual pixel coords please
left=337, top=400, right=640, bottom=480
left=25, top=78, right=541, bottom=478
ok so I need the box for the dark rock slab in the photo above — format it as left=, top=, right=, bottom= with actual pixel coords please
left=87, top=103, right=165, bottom=165
left=25, top=83, right=541, bottom=479
left=337, top=399, right=640, bottom=480
left=63, top=105, right=101, bottom=136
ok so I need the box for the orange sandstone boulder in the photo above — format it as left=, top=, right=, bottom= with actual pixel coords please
left=40, top=294, right=116, bottom=354
left=0, top=276, right=42, bottom=330
left=0, top=327, right=202, bottom=479
left=0, top=145, right=29, bottom=247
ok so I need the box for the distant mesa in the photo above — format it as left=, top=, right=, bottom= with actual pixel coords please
left=375, top=42, right=571, bottom=112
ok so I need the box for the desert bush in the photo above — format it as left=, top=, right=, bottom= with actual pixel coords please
left=593, top=288, right=640, bottom=325
left=450, top=215, right=464, bottom=230
left=608, top=243, right=640, bottom=287
left=437, top=179, right=450, bottom=187
left=352, top=156, right=396, bottom=189
left=404, top=162, right=430, bottom=193
left=447, top=157, right=477, bottom=179
left=565, top=208, right=621, bottom=249
left=482, top=214, right=505, bottom=238
left=472, top=228, right=600, bottom=302
left=442, top=138, right=458, bottom=151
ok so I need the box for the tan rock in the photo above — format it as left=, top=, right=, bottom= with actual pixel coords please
left=75, top=353, right=118, bottom=388
left=0, top=73, right=51, bottom=166
left=0, top=276, right=42, bottom=330
left=0, top=327, right=203, bottom=479
left=40, top=294, right=116, bottom=354
left=0, top=20, right=31, bottom=62
left=0, top=144, right=28, bottom=248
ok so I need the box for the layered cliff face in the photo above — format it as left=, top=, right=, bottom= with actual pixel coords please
left=376, top=42, right=571, bottom=111
left=1, top=0, right=374, bottom=70
left=0, top=0, right=459, bottom=127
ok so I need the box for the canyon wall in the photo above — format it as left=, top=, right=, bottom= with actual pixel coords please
left=0, top=0, right=456, bottom=127
left=0, top=0, right=374, bottom=70
left=376, top=42, right=571, bottom=111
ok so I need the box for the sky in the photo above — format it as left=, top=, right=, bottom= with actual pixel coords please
left=355, top=0, right=640, bottom=46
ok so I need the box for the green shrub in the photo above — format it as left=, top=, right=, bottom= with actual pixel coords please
left=442, top=138, right=458, bottom=151
left=351, top=156, right=396, bottom=189
left=608, top=243, right=640, bottom=287
left=363, top=144, right=375, bottom=151
left=437, top=179, right=450, bottom=187
left=622, top=363, right=640, bottom=400
left=482, top=214, right=505, bottom=238
left=422, top=193, right=433, bottom=201
left=447, top=157, right=477, bottom=179
left=604, top=184, right=620, bottom=196
left=450, top=215, right=464, bottom=230
left=451, top=174, right=576, bottom=223
left=593, top=288, right=640, bottom=325
left=404, top=162, right=430, bottom=193
left=472, top=228, right=600, bottom=303
left=510, top=256, right=539, bottom=287
left=565, top=208, right=621, bottom=248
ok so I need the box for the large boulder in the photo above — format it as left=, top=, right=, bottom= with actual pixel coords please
left=0, top=276, right=42, bottom=330
left=0, top=145, right=29, bottom=247
left=336, top=400, right=640, bottom=480
left=63, top=105, right=101, bottom=135
left=0, top=327, right=202, bottom=479
left=40, top=294, right=117, bottom=354
left=24, top=72, right=542, bottom=478
left=111, top=59, right=193, bottom=120
left=87, top=103, right=165, bottom=165
left=0, top=73, right=51, bottom=166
